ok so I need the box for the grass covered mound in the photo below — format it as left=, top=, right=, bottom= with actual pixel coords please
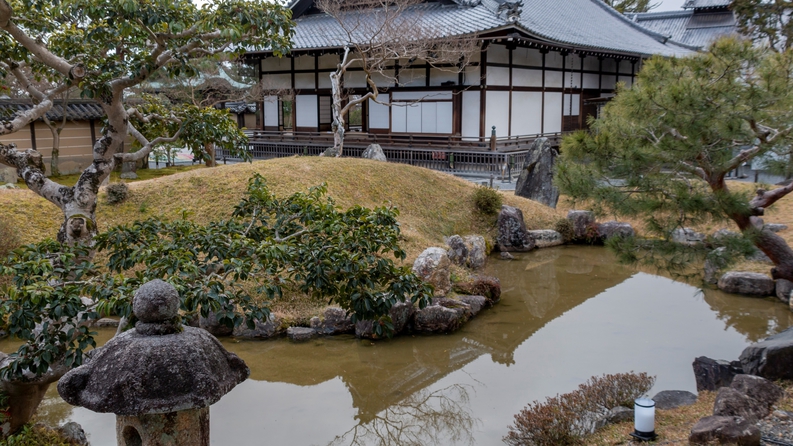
left=0, top=157, right=563, bottom=262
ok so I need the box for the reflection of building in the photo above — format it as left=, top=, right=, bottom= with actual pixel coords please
left=233, top=247, right=633, bottom=423
left=243, top=0, right=691, bottom=152
left=628, top=0, right=738, bottom=50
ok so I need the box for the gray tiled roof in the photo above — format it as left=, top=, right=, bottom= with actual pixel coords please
left=629, top=8, right=737, bottom=49
left=283, top=0, right=693, bottom=57
left=0, top=100, right=105, bottom=122
left=683, top=0, right=731, bottom=9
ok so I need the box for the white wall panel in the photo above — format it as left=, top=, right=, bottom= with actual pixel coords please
left=543, top=92, right=563, bottom=133
left=392, top=91, right=452, bottom=100
left=546, top=52, right=564, bottom=69
left=295, top=73, right=315, bottom=89
left=513, top=47, right=543, bottom=67
left=602, top=74, right=617, bottom=90
left=406, top=103, right=422, bottom=132
left=583, top=73, right=600, bottom=89
left=462, top=66, right=481, bottom=86
left=392, top=103, right=407, bottom=132
left=488, top=44, right=510, bottom=64
left=437, top=102, right=453, bottom=134
left=262, top=96, right=279, bottom=128
left=319, top=96, right=332, bottom=124
left=485, top=91, right=510, bottom=137
left=430, top=68, right=458, bottom=86
left=370, top=70, right=395, bottom=88
left=621, top=76, right=633, bottom=88
left=295, top=95, right=318, bottom=128
left=487, top=66, right=510, bottom=86
left=262, top=73, right=291, bottom=89
left=461, top=91, right=480, bottom=138
left=344, top=71, right=368, bottom=88
left=565, top=55, right=582, bottom=71
left=294, top=55, right=314, bottom=70
left=583, top=56, right=600, bottom=71
left=544, top=70, right=563, bottom=88
left=421, top=102, right=437, bottom=133
left=318, top=72, right=332, bottom=89
left=318, top=54, right=338, bottom=69
left=513, top=68, right=542, bottom=87
left=602, top=58, right=617, bottom=73
left=399, top=68, right=425, bottom=87
left=564, top=70, right=581, bottom=89
left=563, top=94, right=581, bottom=116
left=368, top=98, right=390, bottom=129
left=261, top=57, right=290, bottom=71
left=511, top=92, right=543, bottom=136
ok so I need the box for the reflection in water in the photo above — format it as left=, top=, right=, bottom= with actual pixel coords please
left=328, top=384, right=477, bottom=446
left=2, top=246, right=791, bottom=445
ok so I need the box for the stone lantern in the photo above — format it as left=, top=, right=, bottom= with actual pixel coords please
left=57, top=280, right=249, bottom=446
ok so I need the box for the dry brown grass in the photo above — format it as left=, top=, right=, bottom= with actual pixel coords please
left=0, top=157, right=564, bottom=263
left=584, top=381, right=793, bottom=446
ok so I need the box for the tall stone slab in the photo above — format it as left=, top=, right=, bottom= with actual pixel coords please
left=514, top=137, right=560, bottom=208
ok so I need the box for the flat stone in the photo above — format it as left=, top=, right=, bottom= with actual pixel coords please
left=597, top=221, right=635, bottom=240
left=765, top=223, right=787, bottom=232
left=527, top=230, right=563, bottom=248
left=671, top=227, right=706, bottom=245
left=739, top=325, right=793, bottom=380
left=451, top=275, right=501, bottom=304
left=776, top=279, right=793, bottom=304
left=499, top=252, right=514, bottom=260
left=717, top=272, right=775, bottom=296
left=458, top=295, right=487, bottom=316
left=413, top=303, right=467, bottom=333
left=653, top=390, right=697, bottom=410
left=92, top=318, right=120, bottom=328
left=232, top=315, right=285, bottom=339
left=689, top=416, right=761, bottom=446
left=287, top=327, right=317, bottom=342
left=310, top=307, right=353, bottom=335
left=692, top=356, right=743, bottom=392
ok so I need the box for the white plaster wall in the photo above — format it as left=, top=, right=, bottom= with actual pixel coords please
left=295, top=95, right=318, bottom=128
left=262, top=96, right=279, bottom=128
left=565, top=55, right=582, bottom=71
left=461, top=90, right=481, bottom=138
left=513, top=47, right=543, bottom=67
left=429, top=68, right=458, bottom=86
left=370, top=70, right=395, bottom=88
left=344, top=71, right=368, bottom=88
left=369, top=98, right=390, bottom=129
left=487, top=44, right=510, bottom=64
left=487, top=67, right=510, bottom=86
left=392, top=103, right=408, bottom=132
left=262, top=73, right=291, bottom=90
left=485, top=91, right=510, bottom=137
left=462, top=66, right=481, bottom=86
left=583, top=57, right=600, bottom=71
left=399, top=68, right=425, bottom=87
left=511, top=92, right=542, bottom=136
left=295, top=73, right=315, bottom=89
left=602, top=58, right=617, bottom=73
left=545, top=70, right=563, bottom=88
left=392, top=91, right=452, bottom=100
left=546, top=52, right=564, bottom=69
left=583, top=73, right=600, bottom=89
left=602, top=74, right=617, bottom=90
left=421, top=102, right=437, bottom=133
left=437, top=102, right=453, bottom=134
left=406, top=103, right=422, bottom=132
left=564, top=70, right=582, bottom=89
left=318, top=54, right=338, bottom=69
left=563, top=94, right=581, bottom=116
left=513, top=68, right=543, bottom=88
left=261, top=57, right=291, bottom=71
left=543, top=92, right=563, bottom=133
left=318, top=73, right=333, bottom=89
left=294, top=55, right=314, bottom=70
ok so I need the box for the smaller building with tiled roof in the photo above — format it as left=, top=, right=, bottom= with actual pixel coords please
left=628, top=0, right=737, bottom=50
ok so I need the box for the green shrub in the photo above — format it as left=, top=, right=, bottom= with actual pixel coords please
left=473, top=186, right=503, bottom=215
left=106, top=182, right=129, bottom=205
left=3, top=424, right=73, bottom=446
left=504, top=372, right=655, bottom=446
left=554, top=218, right=574, bottom=243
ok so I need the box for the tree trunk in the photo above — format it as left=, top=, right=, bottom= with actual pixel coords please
left=330, top=70, right=345, bottom=157
left=204, top=143, right=216, bottom=167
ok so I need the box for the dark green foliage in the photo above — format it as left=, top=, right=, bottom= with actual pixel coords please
left=0, top=174, right=432, bottom=380
left=554, top=218, right=575, bottom=243
left=504, top=372, right=655, bottom=446
left=472, top=186, right=503, bottom=216
left=105, top=183, right=129, bottom=205
left=555, top=38, right=793, bottom=273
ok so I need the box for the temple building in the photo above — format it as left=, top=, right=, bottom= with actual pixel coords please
left=628, top=0, right=738, bottom=50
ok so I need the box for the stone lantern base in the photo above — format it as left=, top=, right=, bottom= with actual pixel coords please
left=116, top=407, right=209, bottom=446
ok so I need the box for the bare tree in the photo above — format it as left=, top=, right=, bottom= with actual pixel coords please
left=40, top=94, right=69, bottom=177
left=316, top=0, right=480, bottom=156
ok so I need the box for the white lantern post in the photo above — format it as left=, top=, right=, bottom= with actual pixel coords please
left=630, top=397, right=657, bottom=441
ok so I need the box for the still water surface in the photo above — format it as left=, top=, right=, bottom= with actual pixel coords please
left=5, top=246, right=793, bottom=445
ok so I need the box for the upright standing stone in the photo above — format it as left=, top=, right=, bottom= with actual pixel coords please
left=58, top=280, right=249, bottom=446
left=497, top=205, right=535, bottom=252
left=412, top=247, right=452, bottom=296
left=361, top=144, right=387, bottom=161
left=566, top=210, right=596, bottom=242
left=514, top=137, right=560, bottom=208
left=0, top=165, right=17, bottom=185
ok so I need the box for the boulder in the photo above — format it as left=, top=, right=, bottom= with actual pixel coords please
left=513, top=137, right=560, bottom=208
left=120, top=161, right=138, bottom=180
left=464, top=235, right=487, bottom=269
left=452, top=275, right=501, bottom=304
left=361, top=144, right=387, bottom=161
left=499, top=252, right=515, bottom=260
left=671, top=227, right=706, bottom=245
left=765, top=223, right=787, bottom=232
left=717, top=272, right=775, bottom=296
left=0, top=183, right=18, bottom=189
left=745, top=249, right=772, bottom=264
left=0, top=165, right=17, bottom=185
left=458, top=295, right=487, bottom=316
left=199, top=310, right=234, bottom=337
left=287, top=327, right=317, bottom=342
left=57, top=422, right=88, bottom=445
left=310, top=307, right=354, bottom=335
left=594, top=406, right=634, bottom=430
left=704, top=248, right=728, bottom=285
left=445, top=235, right=468, bottom=266
left=689, top=416, right=761, bottom=446
left=322, top=146, right=340, bottom=157
left=712, top=387, right=766, bottom=422
left=232, top=315, right=285, bottom=339
left=729, top=374, right=784, bottom=412
left=412, top=300, right=470, bottom=333
left=653, top=390, right=697, bottom=410
left=527, top=230, right=564, bottom=248
left=497, top=206, right=535, bottom=252
left=596, top=221, right=635, bottom=240
left=92, top=318, right=120, bottom=328
left=712, top=229, right=740, bottom=241
left=692, top=356, right=743, bottom=392
left=355, top=301, right=415, bottom=339
left=566, top=210, right=596, bottom=241
left=776, top=279, right=793, bottom=304
left=412, top=247, right=452, bottom=296
left=740, top=326, right=793, bottom=380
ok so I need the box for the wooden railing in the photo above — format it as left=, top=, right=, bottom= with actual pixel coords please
left=218, top=130, right=563, bottom=177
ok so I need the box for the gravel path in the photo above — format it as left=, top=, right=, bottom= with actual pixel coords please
left=758, top=410, right=793, bottom=446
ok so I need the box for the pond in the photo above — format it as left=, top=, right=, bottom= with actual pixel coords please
left=4, top=246, right=793, bottom=445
